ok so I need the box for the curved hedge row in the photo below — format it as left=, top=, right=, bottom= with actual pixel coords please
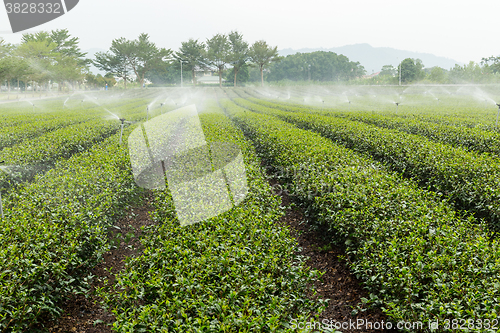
left=220, top=97, right=500, bottom=330
left=235, top=91, right=500, bottom=157
left=231, top=97, right=500, bottom=233
left=0, top=127, right=142, bottom=332
left=240, top=88, right=500, bottom=131
left=0, top=117, right=85, bottom=150
left=0, top=97, right=158, bottom=191
left=97, top=101, right=325, bottom=332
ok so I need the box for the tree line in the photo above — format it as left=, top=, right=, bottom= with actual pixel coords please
left=371, top=57, right=500, bottom=84
left=94, top=31, right=284, bottom=88
left=7, top=29, right=497, bottom=90
left=0, top=29, right=90, bottom=92
left=0, top=30, right=370, bottom=90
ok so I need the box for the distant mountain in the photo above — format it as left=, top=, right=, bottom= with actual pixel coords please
left=279, top=43, right=463, bottom=74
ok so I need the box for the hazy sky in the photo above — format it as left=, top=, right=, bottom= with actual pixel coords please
left=1, top=0, right=499, bottom=65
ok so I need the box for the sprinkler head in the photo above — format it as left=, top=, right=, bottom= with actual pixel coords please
left=119, top=118, right=126, bottom=124
left=395, top=102, right=400, bottom=106
left=496, top=103, right=500, bottom=108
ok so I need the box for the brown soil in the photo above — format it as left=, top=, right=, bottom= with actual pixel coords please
left=38, top=193, right=155, bottom=333
left=39, top=176, right=399, bottom=332
left=269, top=178, right=399, bottom=333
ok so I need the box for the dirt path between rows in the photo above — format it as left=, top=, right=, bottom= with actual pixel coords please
left=38, top=173, right=398, bottom=332
left=37, top=193, right=155, bottom=333
left=267, top=173, right=399, bottom=333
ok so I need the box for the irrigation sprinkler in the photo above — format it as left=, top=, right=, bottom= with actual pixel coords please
left=348, top=100, right=351, bottom=111
left=395, top=102, right=400, bottom=112
left=160, top=103, right=165, bottom=114
left=118, top=118, right=133, bottom=144
left=146, top=106, right=150, bottom=121
left=119, top=118, right=125, bottom=144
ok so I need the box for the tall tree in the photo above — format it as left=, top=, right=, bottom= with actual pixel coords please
left=94, top=50, right=130, bottom=89
left=16, top=38, right=58, bottom=92
left=248, top=40, right=280, bottom=87
left=0, top=56, right=29, bottom=94
left=482, top=56, right=500, bottom=74
left=206, top=34, right=231, bottom=88
left=21, top=30, right=86, bottom=90
left=0, top=39, right=10, bottom=58
left=174, top=39, right=206, bottom=86
left=267, top=51, right=365, bottom=82
left=227, top=31, right=248, bottom=87
left=380, top=64, right=396, bottom=77
left=398, top=58, right=425, bottom=83
left=48, top=29, right=88, bottom=66
left=0, top=41, right=30, bottom=92
left=111, top=33, right=172, bottom=88
left=429, top=66, right=447, bottom=83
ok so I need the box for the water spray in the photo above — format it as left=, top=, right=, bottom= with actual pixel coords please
left=63, top=97, right=70, bottom=109
left=104, top=108, right=120, bottom=120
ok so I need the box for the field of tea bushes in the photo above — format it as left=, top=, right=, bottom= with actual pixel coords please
left=1, top=86, right=500, bottom=332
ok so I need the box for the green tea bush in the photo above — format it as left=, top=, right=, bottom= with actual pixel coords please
left=97, top=102, right=325, bottom=332
left=221, top=98, right=500, bottom=331
left=231, top=97, right=500, bottom=233
left=0, top=128, right=141, bottom=332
